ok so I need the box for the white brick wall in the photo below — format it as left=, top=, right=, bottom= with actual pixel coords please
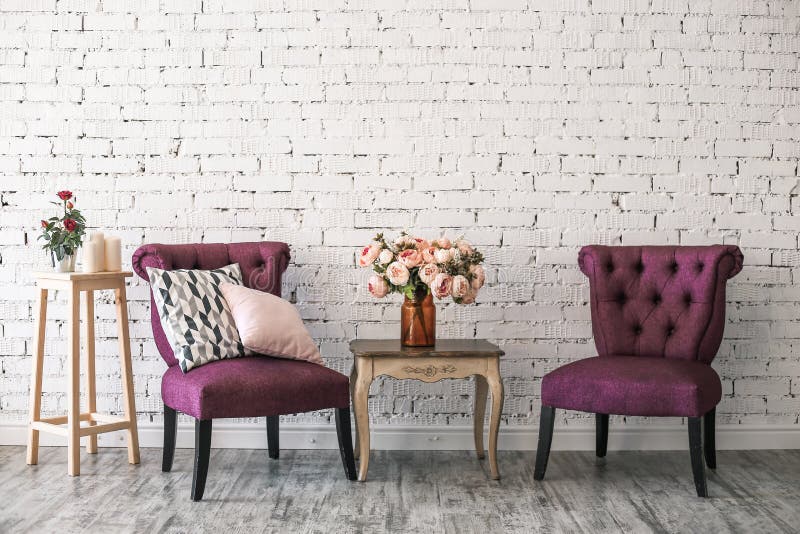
left=0, top=1, right=798, bottom=432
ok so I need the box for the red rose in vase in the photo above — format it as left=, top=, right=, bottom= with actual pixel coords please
left=39, top=191, right=87, bottom=270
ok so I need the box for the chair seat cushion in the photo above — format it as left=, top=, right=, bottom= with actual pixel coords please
left=541, top=356, right=721, bottom=417
left=162, top=356, right=350, bottom=420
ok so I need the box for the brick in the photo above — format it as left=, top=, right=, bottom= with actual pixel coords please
left=0, top=0, right=796, bottom=430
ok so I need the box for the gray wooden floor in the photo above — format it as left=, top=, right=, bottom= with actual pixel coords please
left=1, top=446, right=799, bottom=533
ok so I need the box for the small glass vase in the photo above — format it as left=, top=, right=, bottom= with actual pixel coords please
left=53, top=252, right=76, bottom=273
left=400, top=288, right=436, bottom=347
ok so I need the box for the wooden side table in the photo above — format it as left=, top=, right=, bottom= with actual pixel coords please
left=349, top=339, right=504, bottom=482
left=26, top=271, right=140, bottom=476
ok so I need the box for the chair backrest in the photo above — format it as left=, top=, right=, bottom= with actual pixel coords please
left=578, top=245, right=743, bottom=364
left=132, top=242, right=291, bottom=367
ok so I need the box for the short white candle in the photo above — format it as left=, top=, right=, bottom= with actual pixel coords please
left=105, top=236, right=122, bottom=272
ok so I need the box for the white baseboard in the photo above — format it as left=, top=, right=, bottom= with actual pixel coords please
left=1, top=422, right=799, bottom=451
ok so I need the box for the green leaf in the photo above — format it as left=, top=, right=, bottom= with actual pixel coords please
left=402, top=285, right=416, bottom=300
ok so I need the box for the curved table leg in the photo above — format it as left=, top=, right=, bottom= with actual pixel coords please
left=473, top=374, right=488, bottom=460
left=486, top=359, right=504, bottom=480
left=353, top=358, right=373, bottom=482
left=350, top=363, right=359, bottom=460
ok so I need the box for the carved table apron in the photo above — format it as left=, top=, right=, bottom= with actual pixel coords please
left=348, top=339, right=504, bottom=482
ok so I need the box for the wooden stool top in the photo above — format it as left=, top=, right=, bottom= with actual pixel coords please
left=33, top=271, right=132, bottom=281
left=33, top=271, right=133, bottom=291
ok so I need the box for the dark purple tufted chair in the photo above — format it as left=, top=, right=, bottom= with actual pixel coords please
left=132, top=242, right=356, bottom=501
left=534, top=245, right=744, bottom=497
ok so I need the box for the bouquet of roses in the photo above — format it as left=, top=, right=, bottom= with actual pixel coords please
left=357, top=232, right=485, bottom=304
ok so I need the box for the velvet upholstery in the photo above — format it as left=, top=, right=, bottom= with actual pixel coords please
left=578, top=245, right=743, bottom=363
left=161, top=357, right=350, bottom=419
left=133, top=241, right=350, bottom=420
left=541, top=356, right=722, bottom=417
left=133, top=242, right=290, bottom=368
left=542, top=245, right=743, bottom=417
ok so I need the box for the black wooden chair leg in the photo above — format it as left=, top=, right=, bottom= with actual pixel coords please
left=163, top=404, right=177, bottom=472
left=704, top=407, right=716, bottom=469
left=192, top=419, right=212, bottom=501
left=267, top=415, right=280, bottom=460
left=534, top=405, right=556, bottom=481
left=596, top=413, right=609, bottom=458
left=688, top=416, right=708, bottom=497
left=335, top=407, right=357, bottom=481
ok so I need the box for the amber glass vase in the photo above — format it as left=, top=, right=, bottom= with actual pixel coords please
left=400, top=288, right=436, bottom=347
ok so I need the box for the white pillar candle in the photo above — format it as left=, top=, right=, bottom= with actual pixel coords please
left=89, top=231, right=105, bottom=271
left=81, top=239, right=103, bottom=273
left=105, top=236, right=122, bottom=272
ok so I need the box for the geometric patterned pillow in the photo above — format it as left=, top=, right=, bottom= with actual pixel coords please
left=147, top=263, right=246, bottom=373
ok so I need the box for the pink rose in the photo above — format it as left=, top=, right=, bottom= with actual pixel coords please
left=368, top=275, right=389, bottom=298
left=460, top=288, right=477, bottom=304
left=421, top=246, right=437, bottom=263
left=413, top=237, right=430, bottom=250
left=386, top=261, right=410, bottom=286
left=469, top=264, right=485, bottom=290
left=456, top=239, right=474, bottom=255
left=418, top=263, right=440, bottom=285
left=357, top=244, right=381, bottom=267
left=451, top=275, right=469, bottom=299
left=436, top=237, right=452, bottom=249
left=432, top=273, right=452, bottom=299
left=378, top=249, right=394, bottom=265
left=434, top=248, right=451, bottom=264
left=398, top=248, right=422, bottom=268
left=394, top=235, right=415, bottom=248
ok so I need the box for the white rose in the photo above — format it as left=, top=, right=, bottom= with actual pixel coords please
left=378, top=249, right=394, bottom=265
left=385, top=261, right=410, bottom=286
left=434, top=248, right=451, bottom=264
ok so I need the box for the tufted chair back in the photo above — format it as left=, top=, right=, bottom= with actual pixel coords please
left=578, top=245, right=743, bottom=364
left=132, top=242, right=290, bottom=367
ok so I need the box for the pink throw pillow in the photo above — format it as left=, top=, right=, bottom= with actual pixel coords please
left=220, top=282, right=323, bottom=366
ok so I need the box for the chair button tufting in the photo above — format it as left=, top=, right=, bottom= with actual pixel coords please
left=606, top=263, right=614, bottom=273
left=696, top=262, right=704, bottom=272
left=667, top=327, right=674, bottom=336
left=617, top=293, right=627, bottom=304
left=653, top=295, right=661, bottom=305
left=683, top=294, right=692, bottom=305
left=635, top=262, right=644, bottom=273
left=633, top=325, right=642, bottom=335
left=670, top=263, right=679, bottom=273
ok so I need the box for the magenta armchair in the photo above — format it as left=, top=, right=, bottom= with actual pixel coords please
left=132, top=242, right=356, bottom=501
left=534, top=245, right=743, bottom=497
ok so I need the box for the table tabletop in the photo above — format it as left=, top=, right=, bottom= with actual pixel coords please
left=349, top=339, right=503, bottom=358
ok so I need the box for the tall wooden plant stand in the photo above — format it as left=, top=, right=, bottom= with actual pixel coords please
left=26, top=271, right=140, bottom=476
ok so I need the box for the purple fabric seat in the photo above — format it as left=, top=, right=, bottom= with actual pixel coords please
left=534, top=245, right=743, bottom=497
left=132, top=242, right=356, bottom=500
left=541, top=356, right=721, bottom=418
left=161, top=357, right=349, bottom=420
